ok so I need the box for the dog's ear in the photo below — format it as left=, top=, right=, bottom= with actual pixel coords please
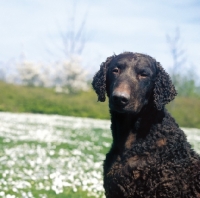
left=154, top=62, right=177, bottom=110
left=92, top=56, right=113, bottom=102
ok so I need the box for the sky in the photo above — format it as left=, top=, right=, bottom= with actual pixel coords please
left=0, top=0, right=200, bottom=75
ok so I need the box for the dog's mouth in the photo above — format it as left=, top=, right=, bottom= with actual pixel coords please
left=109, top=95, right=143, bottom=114
left=109, top=100, right=137, bottom=114
left=109, top=102, right=126, bottom=113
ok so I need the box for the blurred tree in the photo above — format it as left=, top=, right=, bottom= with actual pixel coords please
left=0, top=61, right=5, bottom=81
left=16, top=61, right=47, bottom=87
left=166, top=28, right=199, bottom=97
left=1, top=2, right=90, bottom=93
left=166, top=27, right=186, bottom=86
left=52, top=2, right=90, bottom=94
left=60, top=2, right=88, bottom=58
left=53, top=57, right=89, bottom=94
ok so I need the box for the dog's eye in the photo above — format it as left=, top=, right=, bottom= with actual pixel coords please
left=112, top=68, right=119, bottom=73
left=139, top=73, right=148, bottom=78
left=141, top=73, right=148, bottom=77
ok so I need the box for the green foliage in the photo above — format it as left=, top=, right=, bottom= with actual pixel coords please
left=0, top=81, right=109, bottom=119
left=167, top=96, right=200, bottom=128
left=171, top=73, right=200, bottom=97
left=0, top=81, right=199, bottom=128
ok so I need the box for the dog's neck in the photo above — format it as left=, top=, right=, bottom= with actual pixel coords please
left=110, top=105, right=165, bottom=152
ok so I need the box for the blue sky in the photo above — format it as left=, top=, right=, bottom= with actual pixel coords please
left=0, top=0, right=200, bottom=74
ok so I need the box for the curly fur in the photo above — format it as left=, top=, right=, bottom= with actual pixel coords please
left=154, top=62, right=177, bottom=110
left=92, top=52, right=200, bottom=198
left=92, top=56, right=114, bottom=102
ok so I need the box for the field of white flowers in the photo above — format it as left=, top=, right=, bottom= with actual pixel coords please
left=0, top=112, right=199, bottom=198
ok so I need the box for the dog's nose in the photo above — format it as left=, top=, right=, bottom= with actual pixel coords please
left=112, top=92, right=130, bottom=106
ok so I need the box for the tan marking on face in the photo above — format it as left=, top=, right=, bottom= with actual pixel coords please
left=133, top=100, right=139, bottom=110
left=114, top=83, right=131, bottom=96
left=125, top=133, right=136, bottom=149
left=156, top=138, right=167, bottom=147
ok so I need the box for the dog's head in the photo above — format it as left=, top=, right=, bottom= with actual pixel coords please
left=92, top=52, right=177, bottom=113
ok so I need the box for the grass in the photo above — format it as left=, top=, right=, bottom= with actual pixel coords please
left=0, top=112, right=199, bottom=198
left=0, top=81, right=199, bottom=197
left=0, top=81, right=109, bottom=119
left=0, top=81, right=199, bottom=128
left=167, top=97, right=200, bottom=128
left=0, top=113, right=111, bottom=198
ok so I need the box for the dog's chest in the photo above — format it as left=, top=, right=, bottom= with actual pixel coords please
left=104, top=152, right=151, bottom=197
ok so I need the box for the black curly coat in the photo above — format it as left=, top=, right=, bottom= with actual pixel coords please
left=92, top=52, right=200, bottom=198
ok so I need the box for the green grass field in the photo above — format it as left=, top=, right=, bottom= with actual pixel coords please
left=0, top=81, right=109, bottom=119
left=0, top=113, right=111, bottom=198
left=0, top=81, right=200, bottom=128
left=0, top=81, right=199, bottom=197
left=0, top=112, right=200, bottom=198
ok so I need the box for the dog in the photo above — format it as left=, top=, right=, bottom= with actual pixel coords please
left=92, top=52, right=200, bottom=198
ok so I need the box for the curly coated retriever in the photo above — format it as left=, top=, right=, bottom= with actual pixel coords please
left=92, top=52, right=200, bottom=198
